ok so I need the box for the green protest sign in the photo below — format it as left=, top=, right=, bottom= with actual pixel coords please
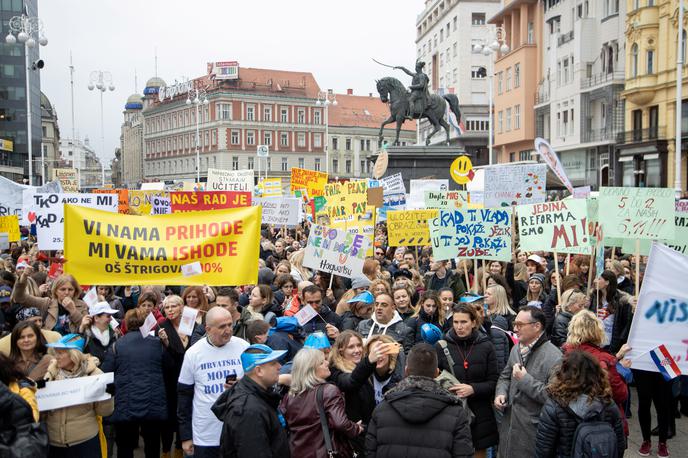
left=621, top=212, right=688, bottom=256
left=429, top=208, right=512, bottom=261
left=424, top=191, right=481, bottom=209
left=598, top=187, right=675, bottom=239
left=517, top=199, right=592, bottom=254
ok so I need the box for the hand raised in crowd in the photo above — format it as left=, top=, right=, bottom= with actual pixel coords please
left=367, top=341, right=384, bottom=364
left=449, top=383, right=475, bottom=398
left=325, top=323, right=339, bottom=340
left=79, top=314, right=92, bottom=333
left=62, top=296, right=77, bottom=313
left=20, top=265, right=33, bottom=280
left=325, top=287, right=335, bottom=302
left=494, top=394, right=507, bottom=410
left=512, top=363, right=527, bottom=381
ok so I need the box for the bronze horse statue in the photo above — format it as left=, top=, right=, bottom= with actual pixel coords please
left=376, top=76, right=462, bottom=146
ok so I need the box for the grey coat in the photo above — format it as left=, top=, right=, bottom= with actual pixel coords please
left=495, top=334, right=562, bottom=458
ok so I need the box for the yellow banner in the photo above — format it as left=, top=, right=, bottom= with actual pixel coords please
left=64, top=205, right=261, bottom=286
left=0, top=215, right=20, bottom=242
left=321, top=180, right=368, bottom=219
left=259, top=177, right=282, bottom=197
left=290, top=167, right=328, bottom=197
left=128, top=190, right=169, bottom=215
left=387, top=209, right=438, bottom=246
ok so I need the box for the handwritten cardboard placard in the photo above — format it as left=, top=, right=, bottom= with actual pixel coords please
left=206, top=168, right=254, bottom=192
left=290, top=168, right=328, bottom=197
left=253, top=197, right=301, bottom=227
left=429, top=208, right=512, bottom=261
left=408, top=179, right=448, bottom=209
left=303, top=224, right=369, bottom=278
left=483, top=163, right=547, bottom=208
left=387, top=209, right=438, bottom=246
left=517, top=199, right=592, bottom=254
left=599, top=187, right=675, bottom=240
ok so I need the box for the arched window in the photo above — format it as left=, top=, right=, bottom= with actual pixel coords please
left=631, top=43, right=638, bottom=77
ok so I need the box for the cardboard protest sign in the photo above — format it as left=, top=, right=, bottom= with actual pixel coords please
left=151, top=194, right=171, bottom=215
left=303, top=224, right=370, bottom=278
left=534, top=138, right=573, bottom=193
left=621, top=211, right=688, bottom=256
left=290, top=168, right=328, bottom=197
left=322, top=180, right=368, bottom=218
left=53, top=168, right=79, bottom=192
left=170, top=191, right=251, bottom=213
left=259, top=177, right=283, bottom=197
left=33, top=193, right=119, bottom=250
left=424, top=190, right=482, bottom=210
left=408, top=179, right=448, bottom=209
left=206, top=168, right=254, bottom=192
left=37, top=372, right=113, bottom=412
left=599, top=187, right=675, bottom=239
left=64, top=205, right=261, bottom=286
left=380, top=173, right=406, bottom=194
left=517, top=199, right=592, bottom=254
left=13, top=179, right=62, bottom=225
left=93, top=189, right=129, bottom=214
left=0, top=215, right=20, bottom=242
left=483, top=163, right=546, bottom=208
left=626, top=243, right=688, bottom=374
left=387, top=209, right=438, bottom=246
left=429, top=208, right=512, bottom=261
left=128, top=191, right=168, bottom=215
left=253, top=198, right=300, bottom=227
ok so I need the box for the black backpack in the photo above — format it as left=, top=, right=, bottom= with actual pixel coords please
left=568, top=407, right=618, bottom=458
left=0, top=381, right=49, bottom=458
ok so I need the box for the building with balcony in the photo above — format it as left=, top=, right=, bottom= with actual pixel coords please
left=530, top=0, right=626, bottom=189
left=142, top=66, right=325, bottom=183
left=490, top=0, right=544, bottom=167
left=618, top=0, right=687, bottom=188
left=416, top=0, right=500, bottom=163
left=327, top=90, right=416, bottom=179
left=58, top=136, right=104, bottom=189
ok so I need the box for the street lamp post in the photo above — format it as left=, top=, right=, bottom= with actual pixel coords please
left=186, top=86, right=209, bottom=184
left=5, top=14, right=48, bottom=186
left=315, top=91, right=337, bottom=175
left=472, top=27, right=509, bottom=166
left=88, top=71, right=115, bottom=187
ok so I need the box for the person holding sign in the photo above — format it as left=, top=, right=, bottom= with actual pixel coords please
left=42, top=334, right=114, bottom=458
left=101, top=308, right=170, bottom=458
left=589, top=271, right=633, bottom=355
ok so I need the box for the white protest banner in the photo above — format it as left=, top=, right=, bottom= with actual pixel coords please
left=303, top=224, right=369, bottom=278
left=626, top=243, right=688, bottom=374
left=37, top=372, right=113, bottom=411
left=33, top=193, right=118, bottom=250
left=140, top=312, right=158, bottom=338
left=517, top=199, right=593, bottom=254
left=206, top=168, right=254, bottom=192
left=0, top=175, right=25, bottom=218
left=534, top=138, right=574, bottom=194
left=599, top=187, right=675, bottom=240
left=295, top=304, right=318, bottom=326
left=178, top=306, right=199, bottom=336
left=380, top=173, right=406, bottom=194
left=253, top=197, right=300, bottom=227
left=151, top=195, right=171, bottom=215
left=483, top=163, right=547, bottom=208
left=11, top=178, right=63, bottom=225
left=408, top=179, right=448, bottom=209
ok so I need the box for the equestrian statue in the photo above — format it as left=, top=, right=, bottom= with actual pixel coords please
left=375, top=58, right=462, bottom=146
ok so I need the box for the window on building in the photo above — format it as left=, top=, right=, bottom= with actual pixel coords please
left=247, top=131, right=255, bottom=145
left=280, top=132, right=288, bottom=147
left=497, top=72, right=503, bottom=94
left=248, top=157, right=254, bottom=169
left=333, top=158, right=339, bottom=173
left=514, top=63, right=520, bottom=88
left=528, top=22, right=534, bottom=43
left=231, top=130, right=240, bottom=145
left=506, top=68, right=512, bottom=90
left=360, top=139, right=365, bottom=151
left=281, top=108, right=288, bottom=123
left=218, top=103, right=231, bottom=120
left=345, top=159, right=352, bottom=174
left=471, top=39, right=482, bottom=53
left=212, top=130, right=217, bottom=145
left=247, top=105, right=255, bottom=121
left=314, top=133, right=322, bottom=148
left=453, top=42, right=457, bottom=57
left=360, top=160, right=366, bottom=175
left=263, top=106, right=272, bottom=122
left=514, top=105, right=521, bottom=129
left=498, top=111, right=503, bottom=133
left=519, top=151, right=530, bottom=161
left=471, top=13, right=486, bottom=25
left=281, top=157, right=288, bottom=171
left=506, top=108, right=512, bottom=131
left=295, top=157, right=303, bottom=169
left=297, top=132, right=306, bottom=147
left=264, top=132, right=272, bottom=146
left=647, top=50, right=654, bottom=74
left=453, top=68, right=458, bottom=83
left=569, top=108, right=574, bottom=135
left=649, top=106, right=659, bottom=138
left=205, top=131, right=210, bottom=148
left=314, top=110, right=321, bottom=124
left=232, top=156, right=239, bottom=170
left=332, top=137, right=339, bottom=150
left=510, top=152, right=516, bottom=162
left=563, top=58, right=569, bottom=84
left=471, top=66, right=487, bottom=79
left=297, top=109, right=305, bottom=124
left=345, top=138, right=352, bottom=150
left=631, top=43, right=639, bottom=77
left=314, top=158, right=321, bottom=171
left=453, top=16, right=457, bottom=31
left=440, top=29, right=444, bottom=42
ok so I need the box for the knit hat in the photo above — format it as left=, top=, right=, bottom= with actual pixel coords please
left=529, top=273, right=546, bottom=286
left=351, top=277, right=371, bottom=290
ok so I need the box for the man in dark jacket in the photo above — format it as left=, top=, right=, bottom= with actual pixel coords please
left=212, top=344, right=290, bottom=458
left=426, top=259, right=466, bottom=300
left=299, top=285, right=342, bottom=338
left=365, top=343, right=474, bottom=458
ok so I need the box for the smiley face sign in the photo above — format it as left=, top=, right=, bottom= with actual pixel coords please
left=450, top=155, right=474, bottom=185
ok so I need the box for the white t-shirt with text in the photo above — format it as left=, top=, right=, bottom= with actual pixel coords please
left=178, top=336, right=249, bottom=446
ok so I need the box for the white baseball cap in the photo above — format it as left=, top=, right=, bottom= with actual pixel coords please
left=526, top=254, right=544, bottom=265
left=89, top=301, right=119, bottom=316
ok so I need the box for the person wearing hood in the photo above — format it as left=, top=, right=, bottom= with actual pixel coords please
left=357, top=293, right=413, bottom=353
left=405, top=291, right=445, bottom=344
left=365, top=342, right=474, bottom=458
left=535, top=350, right=626, bottom=458
left=212, top=344, right=290, bottom=458
left=42, top=333, right=114, bottom=457
left=436, top=303, right=499, bottom=456
left=494, top=306, right=562, bottom=458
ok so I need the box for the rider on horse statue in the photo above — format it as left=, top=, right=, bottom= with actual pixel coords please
left=393, top=59, right=430, bottom=120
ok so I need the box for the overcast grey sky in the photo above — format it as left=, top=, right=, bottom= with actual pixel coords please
left=39, top=0, right=420, bottom=165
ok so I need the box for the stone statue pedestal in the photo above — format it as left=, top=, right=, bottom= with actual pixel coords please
left=368, top=144, right=470, bottom=190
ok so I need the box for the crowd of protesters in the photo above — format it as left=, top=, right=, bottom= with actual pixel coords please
left=0, top=221, right=685, bottom=458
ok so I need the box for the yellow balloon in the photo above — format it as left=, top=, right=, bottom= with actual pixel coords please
left=450, top=156, right=474, bottom=185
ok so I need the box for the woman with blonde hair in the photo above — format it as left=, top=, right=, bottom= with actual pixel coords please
left=13, top=267, right=87, bottom=335
left=550, top=290, right=588, bottom=348
left=289, top=250, right=312, bottom=283
left=369, top=278, right=391, bottom=297
left=280, top=348, right=363, bottom=458
left=484, top=284, right=516, bottom=332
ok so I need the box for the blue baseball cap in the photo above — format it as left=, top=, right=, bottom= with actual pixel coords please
left=459, top=293, right=484, bottom=303
left=269, top=316, right=300, bottom=336
left=241, top=344, right=287, bottom=373
left=420, top=323, right=443, bottom=345
left=347, top=290, right=374, bottom=304
left=304, top=332, right=331, bottom=350
left=47, top=333, right=85, bottom=352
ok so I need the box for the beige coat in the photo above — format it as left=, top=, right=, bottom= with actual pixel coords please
left=42, top=355, right=114, bottom=447
left=12, top=276, right=86, bottom=333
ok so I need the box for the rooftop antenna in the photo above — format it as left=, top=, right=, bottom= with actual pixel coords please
left=69, top=51, right=76, bottom=140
